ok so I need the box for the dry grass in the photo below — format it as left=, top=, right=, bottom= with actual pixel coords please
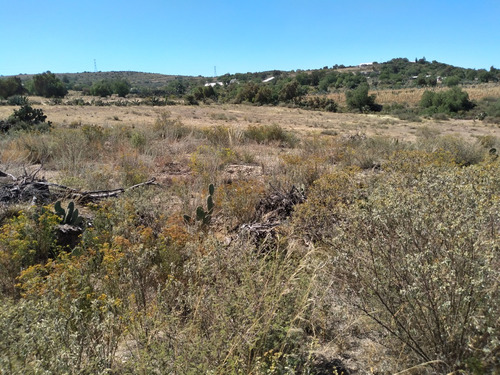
left=2, top=88, right=500, bottom=145
left=1, top=86, right=500, bottom=374
left=323, top=83, right=500, bottom=107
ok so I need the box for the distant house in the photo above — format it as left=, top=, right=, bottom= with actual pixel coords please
left=359, top=63, right=373, bottom=68
left=262, top=77, right=275, bottom=83
left=204, top=82, right=224, bottom=87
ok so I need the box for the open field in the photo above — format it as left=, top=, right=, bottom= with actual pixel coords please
left=1, top=91, right=500, bottom=143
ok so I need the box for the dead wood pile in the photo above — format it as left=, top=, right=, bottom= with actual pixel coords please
left=239, top=184, right=306, bottom=245
left=0, top=168, right=156, bottom=205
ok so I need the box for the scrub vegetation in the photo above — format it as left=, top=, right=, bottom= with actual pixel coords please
left=1, top=58, right=500, bottom=374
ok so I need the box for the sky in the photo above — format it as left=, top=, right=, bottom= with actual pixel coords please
left=1, top=0, right=499, bottom=77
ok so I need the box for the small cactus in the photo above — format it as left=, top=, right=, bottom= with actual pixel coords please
left=184, top=183, right=215, bottom=228
left=54, top=201, right=84, bottom=227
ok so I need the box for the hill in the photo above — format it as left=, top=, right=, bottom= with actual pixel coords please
left=4, top=57, right=499, bottom=93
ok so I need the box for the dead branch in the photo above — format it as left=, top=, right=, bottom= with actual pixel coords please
left=0, top=168, right=157, bottom=205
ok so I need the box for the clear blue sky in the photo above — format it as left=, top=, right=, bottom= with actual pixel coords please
left=1, top=0, right=499, bottom=77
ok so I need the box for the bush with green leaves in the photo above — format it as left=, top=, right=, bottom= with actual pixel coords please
left=113, top=78, right=131, bottom=97
left=32, top=71, right=67, bottom=98
left=345, top=83, right=381, bottom=112
left=420, top=87, right=475, bottom=115
left=475, top=96, right=500, bottom=123
left=0, top=77, right=25, bottom=99
left=2, top=104, right=52, bottom=133
left=90, top=79, right=114, bottom=97
left=7, top=95, right=29, bottom=106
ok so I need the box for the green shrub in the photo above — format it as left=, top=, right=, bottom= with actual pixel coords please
left=7, top=95, right=29, bottom=106
left=90, top=80, right=113, bottom=97
left=345, top=83, right=381, bottom=112
left=2, top=104, right=52, bottom=133
left=420, top=87, right=475, bottom=115
left=418, top=134, right=486, bottom=166
left=32, top=71, right=67, bottom=98
left=0, top=77, right=25, bottom=99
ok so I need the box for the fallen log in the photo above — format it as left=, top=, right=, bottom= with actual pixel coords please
left=0, top=168, right=157, bottom=205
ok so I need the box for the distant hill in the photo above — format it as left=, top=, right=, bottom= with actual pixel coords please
left=12, top=71, right=189, bottom=90
left=2, top=58, right=499, bottom=99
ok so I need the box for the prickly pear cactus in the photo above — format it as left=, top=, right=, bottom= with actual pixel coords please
left=184, top=183, right=215, bottom=229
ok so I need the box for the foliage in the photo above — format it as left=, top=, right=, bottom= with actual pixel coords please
left=32, top=71, right=67, bottom=98
left=90, top=79, right=114, bottom=97
left=0, top=207, right=61, bottom=296
left=7, top=95, right=29, bottom=106
left=475, top=96, right=500, bottom=123
left=153, top=110, right=192, bottom=140
left=2, top=104, right=52, bottom=133
left=113, top=78, right=131, bottom=97
left=345, top=83, right=381, bottom=112
left=299, top=96, right=338, bottom=112
left=420, top=87, right=475, bottom=114
left=0, top=77, right=25, bottom=99
left=10, top=104, right=47, bottom=125
left=278, top=80, right=305, bottom=102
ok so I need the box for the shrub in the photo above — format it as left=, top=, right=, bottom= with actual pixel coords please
left=0, top=77, right=25, bottom=99
left=90, top=80, right=113, bottom=97
left=300, top=96, right=338, bottom=112
left=32, top=71, right=67, bottom=98
left=153, top=110, right=193, bottom=140
left=418, top=134, right=486, bottom=166
left=420, top=87, right=475, bottom=115
left=7, top=95, right=29, bottom=106
left=243, top=124, right=297, bottom=147
left=295, top=160, right=500, bottom=372
left=345, top=83, right=381, bottom=112
left=113, top=79, right=131, bottom=97
left=0, top=207, right=61, bottom=295
left=184, top=93, right=198, bottom=105
left=2, top=104, right=52, bottom=133
left=332, top=164, right=500, bottom=372
left=218, top=179, right=266, bottom=226
left=203, top=125, right=243, bottom=147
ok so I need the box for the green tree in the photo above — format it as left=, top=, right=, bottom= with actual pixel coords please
left=0, top=77, right=25, bottom=98
left=444, top=76, right=461, bottom=87
left=33, top=71, right=67, bottom=98
left=113, top=79, right=131, bottom=97
left=235, top=82, right=259, bottom=103
left=279, top=80, right=305, bottom=102
left=419, top=87, right=475, bottom=114
left=345, top=83, right=380, bottom=112
left=254, top=86, right=273, bottom=104
left=90, top=80, right=113, bottom=97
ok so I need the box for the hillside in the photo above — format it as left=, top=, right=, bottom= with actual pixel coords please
left=5, top=57, right=499, bottom=93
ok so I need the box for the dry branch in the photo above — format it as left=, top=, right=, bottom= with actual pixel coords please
left=0, top=169, right=157, bottom=205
